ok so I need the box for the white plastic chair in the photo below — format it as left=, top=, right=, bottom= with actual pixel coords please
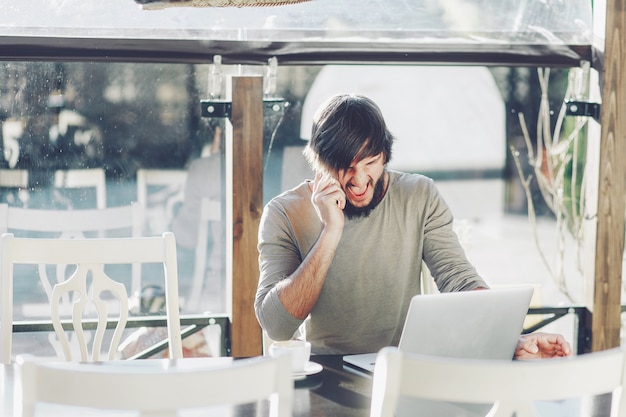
left=0, top=168, right=28, bottom=188
left=370, top=346, right=626, bottom=417
left=0, top=232, right=183, bottom=364
left=187, top=197, right=221, bottom=309
left=0, top=168, right=29, bottom=205
left=0, top=202, right=145, bottom=297
left=18, top=354, right=293, bottom=417
left=53, top=168, right=107, bottom=209
left=136, top=168, right=187, bottom=235
left=0, top=203, right=147, bottom=360
left=1, top=119, right=23, bottom=168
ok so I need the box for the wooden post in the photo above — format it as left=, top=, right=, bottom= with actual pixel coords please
left=591, top=0, right=626, bottom=352
left=227, top=76, right=264, bottom=357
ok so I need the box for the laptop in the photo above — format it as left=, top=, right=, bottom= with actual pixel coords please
left=343, top=286, right=534, bottom=374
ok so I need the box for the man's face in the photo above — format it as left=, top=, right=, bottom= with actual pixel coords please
left=336, top=152, right=387, bottom=218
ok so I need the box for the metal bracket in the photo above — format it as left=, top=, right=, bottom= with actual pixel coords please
left=263, top=98, right=287, bottom=117
left=565, top=100, right=601, bottom=122
left=200, top=98, right=286, bottom=119
left=201, top=100, right=232, bottom=118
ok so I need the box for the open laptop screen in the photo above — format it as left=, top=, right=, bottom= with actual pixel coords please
left=343, top=286, right=534, bottom=374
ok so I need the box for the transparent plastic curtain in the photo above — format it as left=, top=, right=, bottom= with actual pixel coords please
left=0, top=0, right=592, bottom=47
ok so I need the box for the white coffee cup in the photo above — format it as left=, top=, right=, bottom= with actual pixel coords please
left=268, top=340, right=311, bottom=373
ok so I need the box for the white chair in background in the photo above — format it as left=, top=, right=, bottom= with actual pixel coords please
left=0, top=168, right=28, bottom=188
left=0, top=231, right=183, bottom=364
left=136, top=168, right=187, bottom=235
left=0, top=202, right=145, bottom=296
left=18, top=354, right=293, bottom=417
left=53, top=168, right=107, bottom=209
left=1, top=119, right=23, bottom=169
left=187, top=197, right=221, bottom=310
left=370, top=346, right=626, bottom=417
left=0, top=168, right=29, bottom=206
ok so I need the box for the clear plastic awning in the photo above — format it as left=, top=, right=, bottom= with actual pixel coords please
left=0, top=0, right=595, bottom=66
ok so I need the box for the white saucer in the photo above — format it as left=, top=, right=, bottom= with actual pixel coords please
left=293, top=361, right=323, bottom=380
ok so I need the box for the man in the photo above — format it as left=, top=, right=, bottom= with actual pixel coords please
left=255, top=93, right=571, bottom=358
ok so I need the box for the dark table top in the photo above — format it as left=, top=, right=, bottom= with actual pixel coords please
left=232, top=354, right=373, bottom=417
left=298, top=355, right=373, bottom=417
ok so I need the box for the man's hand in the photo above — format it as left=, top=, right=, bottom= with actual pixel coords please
left=514, top=332, right=573, bottom=360
left=311, top=173, right=346, bottom=230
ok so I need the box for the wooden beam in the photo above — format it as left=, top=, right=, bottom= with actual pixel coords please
left=591, top=0, right=626, bottom=352
left=228, top=76, right=264, bottom=357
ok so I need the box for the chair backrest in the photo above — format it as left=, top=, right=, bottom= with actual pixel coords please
left=0, top=202, right=145, bottom=297
left=370, top=346, right=626, bottom=417
left=1, top=232, right=183, bottom=364
left=187, top=197, right=221, bottom=309
left=136, top=168, right=187, bottom=235
left=18, top=354, right=293, bottom=417
left=0, top=169, right=28, bottom=188
left=0, top=169, right=29, bottom=206
left=53, top=168, right=107, bottom=209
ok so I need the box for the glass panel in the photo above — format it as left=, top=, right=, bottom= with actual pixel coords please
left=2, top=60, right=587, bottom=355
left=285, top=64, right=584, bottom=345
left=0, top=0, right=603, bottom=361
left=1, top=61, right=227, bottom=310
left=2, top=61, right=234, bottom=359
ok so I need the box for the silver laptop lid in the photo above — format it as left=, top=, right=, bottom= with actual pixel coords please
left=398, top=286, right=534, bottom=360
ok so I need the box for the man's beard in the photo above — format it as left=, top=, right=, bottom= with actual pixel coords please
left=343, top=173, right=386, bottom=220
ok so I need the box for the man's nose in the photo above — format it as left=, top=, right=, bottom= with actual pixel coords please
left=351, top=169, right=368, bottom=187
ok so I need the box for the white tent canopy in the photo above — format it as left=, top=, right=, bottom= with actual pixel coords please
left=300, top=65, right=505, bottom=173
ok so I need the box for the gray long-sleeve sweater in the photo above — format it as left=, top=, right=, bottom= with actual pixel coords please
left=255, top=170, right=487, bottom=354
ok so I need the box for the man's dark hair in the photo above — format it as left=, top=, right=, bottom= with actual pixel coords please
left=304, top=94, right=394, bottom=173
